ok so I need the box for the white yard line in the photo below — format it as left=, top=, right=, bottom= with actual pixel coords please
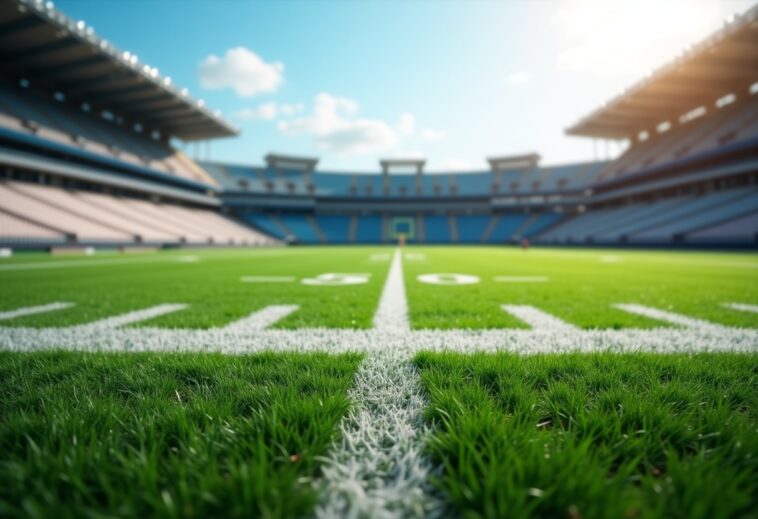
left=501, top=305, right=578, bottom=331
left=723, top=302, right=758, bottom=314
left=373, top=249, right=410, bottom=333
left=76, top=304, right=187, bottom=330
left=0, top=302, right=74, bottom=321
left=0, top=326, right=754, bottom=355
left=493, top=276, right=549, bottom=282
left=614, top=303, right=726, bottom=331
left=222, top=305, right=299, bottom=332
left=318, top=249, right=443, bottom=518
left=0, top=256, right=195, bottom=272
left=240, top=276, right=296, bottom=283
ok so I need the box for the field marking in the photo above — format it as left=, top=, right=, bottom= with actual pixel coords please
left=0, top=326, right=754, bottom=355
left=404, top=253, right=427, bottom=262
left=599, top=255, right=622, bottom=263
left=316, top=346, right=442, bottom=518
left=0, top=302, right=74, bottom=321
left=368, top=253, right=391, bottom=262
left=76, top=304, right=188, bottom=330
left=240, top=276, right=296, bottom=283
left=501, top=305, right=578, bottom=332
left=302, top=273, right=371, bottom=286
left=223, top=305, right=299, bottom=333
left=614, top=304, right=726, bottom=331
left=319, top=249, right=442, bottom=517
left=493, top=276, right=549, bottom=283
left=373, top=250, right=410, bottom=333
left=0, top=256, right=202, bottom=272
left=417, top=273, right=480, bottom=285
left=723, top=302, right=758, bottom=314
left=177, top=255, right=200, bottom=263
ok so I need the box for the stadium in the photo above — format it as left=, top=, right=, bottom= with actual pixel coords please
left=0, top=0, right=756, bottom=517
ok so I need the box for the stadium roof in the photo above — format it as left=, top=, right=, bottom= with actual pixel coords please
left=566, top=3, right=758, bottom=140
left=0, top=0, right=238, bottom=141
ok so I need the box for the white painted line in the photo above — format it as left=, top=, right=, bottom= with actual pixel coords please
left=418, top=273, right=480, bottom=285
left=599, top=255, right=621, bottom=263
left=222, top=305, right=299, bottom=333
left=0, top=302, right=74, bottom=321
left=723, top=302, right=758, bottom=314
left=318, top=249, right=443, bottom=517
left=404, top=252, right=427, bottom=261
left=240, top=276, right=296, bottom=283
left=373, top=249, right=410, bottom=333
left=77, top=304, right=188, bottom=330
left=0, top=256, right=178, bottom=271
left=316, top=348, right=442, bottom=518
left=0, top=325, right=755, bottom=355
left=614, top=303, right=725, bottom=331
left=493, top=276, right=549, bottom=283
left=178, top=255, right=200, bottom=263
left=501, top=305, right=578, bottom=332
left=368, top=253, right=391, bottom=262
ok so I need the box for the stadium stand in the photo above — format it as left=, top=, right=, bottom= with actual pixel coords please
left=423, top=215, right=452, bottom=243
left=456, top=215, right=491, bottom=243
left=0, top=0, right=756, bottom=249
left=0, top=0, right=279, bottom=248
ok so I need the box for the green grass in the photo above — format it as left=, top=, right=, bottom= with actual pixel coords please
left=404, top=247, right=758, bottom=329
left=0, top=246, right=755, bottom=329
left=0, top=247, right=389, bottom=329
left=0, top=350, right=362, bottom=518
left=415, top=351, right=758, bottom=519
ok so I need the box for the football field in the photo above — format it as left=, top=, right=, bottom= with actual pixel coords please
left=0, top=246, right=756, bottom=518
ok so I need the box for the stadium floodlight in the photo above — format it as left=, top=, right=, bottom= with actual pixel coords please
left=45, top=1, right=53, bottom=10
left=76, top=20, right=85, bottom=31
left=163, top=77, right=172, bottom=86
left=197, top=99, right=205, bottom=107
left=180, top=88, right=189, bottom=96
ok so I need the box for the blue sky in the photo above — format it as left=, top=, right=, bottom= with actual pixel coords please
left=57, top=0, right=754, bottom=172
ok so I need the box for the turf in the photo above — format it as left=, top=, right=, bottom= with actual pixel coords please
left=0, top=350, right=362, bottom=518
left=0, top=247, right=389, bottom=329
left=404, top=247, right=758, bottom=329
left=415, top=351, right=758, bottom=519
left=0, top=246, right=755, bottom=330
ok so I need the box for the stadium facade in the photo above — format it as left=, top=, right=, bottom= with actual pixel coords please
left=0, top=0, right=756, bottom=249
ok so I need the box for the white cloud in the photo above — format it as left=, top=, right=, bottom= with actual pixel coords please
left=504, top=71, right=532, bottom=87
left=278, top=93, right=397, bottom=155
left=198, top=47, right=284, bottom=97
left=234, top=102, right=278, bottom=121
left=396, top=113, right=416, bottom=136
left=317, top=120, right=397, bottom=154
left=420, top=129, right=446, bottom=142
left=280, top=103, right=304, bottom=116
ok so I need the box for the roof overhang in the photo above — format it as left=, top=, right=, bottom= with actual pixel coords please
left=566, top=4, right=758, bottom=139
left=487, top=153, right=540, bottom=171
left=0, top=0, right=238, bottom=141
left=264, top=153, right=319, bottom=171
